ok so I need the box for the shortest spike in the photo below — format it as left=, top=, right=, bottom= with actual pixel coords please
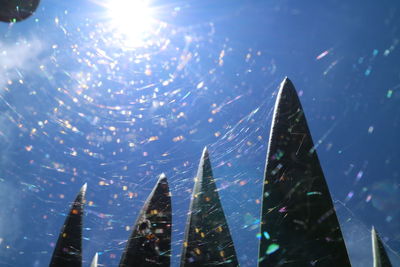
left=372, top=227, right=392, bottom=267
left=49, top=184, right=87, bottom=267
left=90, top=253, right=98, bottom=267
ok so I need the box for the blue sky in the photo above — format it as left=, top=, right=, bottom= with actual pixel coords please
left=0, top=0, right=399, bottom=266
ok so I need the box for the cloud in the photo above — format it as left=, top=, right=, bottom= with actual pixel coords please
left=0, top=37, right=45, bottom=166
left=0, top=181, right=22, bottom=249
left=0, top=38, right=45, bottom=254
left=0, top=37, right=44, bottom=91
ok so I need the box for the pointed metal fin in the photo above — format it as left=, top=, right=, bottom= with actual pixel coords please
left=180, top=147, right=239, bottom=266
left=372, top=227, right=392, bottom=267
left=258, top=78, right=351, bottom=266
left=119, top=173, right=172, bottom=267
left=90, top=253, right=99, bottom=267
left=49, top=183, right=87, bottom=267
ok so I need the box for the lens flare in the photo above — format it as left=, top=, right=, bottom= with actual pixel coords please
left=106, top=0, right=156, bottom=47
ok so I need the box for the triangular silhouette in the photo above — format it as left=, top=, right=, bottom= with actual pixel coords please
left=258, top=78, right=351, bottom=266
left=372, top=227, right=392, bottom=267
left=49, top=183, right=87, bottom=267
left=119, top=173, right=172, bottom=267
left=181, top=147, right=239, bottom=266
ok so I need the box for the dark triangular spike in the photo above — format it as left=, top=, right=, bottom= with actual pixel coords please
left=119, top=173, right=172, bottom=267
left=258, top=78, right=351, bottom=266
left=49, top=183, right=87, bottom=267
left=180, top=147, right=239, bottom=266
left=372, top=227, right=393, bottom=267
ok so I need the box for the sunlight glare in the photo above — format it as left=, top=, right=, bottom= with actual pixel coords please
left=106, top=0, right=156, bottom=47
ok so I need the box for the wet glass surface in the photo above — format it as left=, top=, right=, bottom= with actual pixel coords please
left=0, top=0, right=399, bottom=266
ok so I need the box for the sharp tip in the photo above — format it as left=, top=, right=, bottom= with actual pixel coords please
left=282, top=76, right=291, bottom=85
left=91, top=252, right=98, bottom=267
left=200, top=147, right=211, bottom=164
left=371, top=227, right=377, bottom=241
left=277, top=77, right=297, bottom=99
left=80, top=183, right=87, bottom=195
left=371, top=226, right=379, bottom=239
left=202, top=146, right=209, bottom=157
left=280, top=76, right=293, bottom=87
left=158, top=173, right=167, bottom=181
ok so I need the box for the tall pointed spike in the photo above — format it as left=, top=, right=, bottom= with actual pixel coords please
left=49, top=184, right=87, bottom=267
left=180, top=148, right=239, bottom=266
left=90, top=253, right=98, bottom=267
left=372, top=227, right=393, bottom=267
left=258, top=78, right=351, bottom=266
left=119, top=173, right=172, bottom=267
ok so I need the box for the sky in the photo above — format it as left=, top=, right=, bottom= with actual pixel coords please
left=0, top=0, right=399, bottom=266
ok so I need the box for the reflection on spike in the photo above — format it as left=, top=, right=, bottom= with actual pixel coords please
left=0, top=0, right=40, bottom=22
left=263, top=231, right=270, bottom=240
left=258, top=78, right=351, bottom=266
left=181, top=147, right=239, bottom=266
left=372, top=227, right=392, bottom=267
left=266, top=243, right=280, bottom=255
left=49, top=184, right=87, bottom=267
left=119, top=173, right=171, bottom=267
left=90, top=253, right=98, bottom=267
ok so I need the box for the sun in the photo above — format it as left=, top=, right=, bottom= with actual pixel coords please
left=105, top=0, right=156, bottom=47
